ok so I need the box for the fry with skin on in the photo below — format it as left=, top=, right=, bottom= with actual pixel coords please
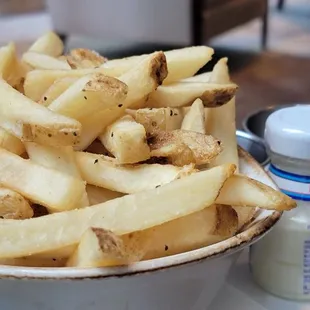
left=0, top=127, right=25, bottom=155
left=146, top=81, right=238, bottom=108
left=66, top=228, right=147, bottom=267
left=86, top=185, right=124, bottom=205
left=75, top=151, right=195, bottom=194
left=25, top=143, right=89, bottom=208
left=149, top=129, right=222, bottom=166
left=22, top=52, right=71, bottom=70
left=0, top=79, right=81, bottom=147
left=181, top=98, right=205, bottom=133
left=67, top=48, right=107, bottom=69
left=77, top=51, right=168, bottom=150
left=100, top=115, right=150, bottom=164
left=206, top=58, right=254, bottom=228
left=126, top=107, right=183, bottom=134
left=24, top=68, right=106, bottom=101
left=143, top=204, right=238, bottom=260
left=0, top=148, right=86, bottom=213
left=28, top=31, right=64, bottom=57
left=0, top=164, right=235, bottom=258
left=101, top=46, right=214, bottom=84
left=48, top=73, right=128, bottom=121
left=0, top=187, right=33, bottom=219
left=0, top=42, right=24, bottom=87
left=38, top=77, right=78, bottom=106
left=216, top=174, right=296, bottom=211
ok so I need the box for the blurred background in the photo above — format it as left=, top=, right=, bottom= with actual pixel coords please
left=0, top=0, right=309, bottom=127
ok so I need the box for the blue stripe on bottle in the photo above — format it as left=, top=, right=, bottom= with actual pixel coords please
left=269, top=164, right=310, bottom=184
left=281, top=189, right=310, bottom=201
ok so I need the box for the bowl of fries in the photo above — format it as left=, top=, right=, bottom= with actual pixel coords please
left=0, top=32, right=296, bottom=310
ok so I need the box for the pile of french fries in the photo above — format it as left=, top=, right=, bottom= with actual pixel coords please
left=0, top=32, right=295, bottom=268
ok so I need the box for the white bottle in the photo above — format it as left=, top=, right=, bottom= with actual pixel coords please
left=250, top=105, right=310, bottom=300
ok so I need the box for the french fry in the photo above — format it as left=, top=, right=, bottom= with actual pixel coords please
left=67, top=48, right=107, bottom=69
left=126, top=107, right=183, bottom=134
left=181, top=98, right=205, bottom=133
left=149, top=130, right=222, bottom=166
left=0, top=164, right=235, bottom=258
left=28, top=31, right=64, bottom=57
left=101, top=46, right=214, bottom=84
left=183, top=71, right=211, bottom=82
left=75, top=151, right=196, bottom=194
left=76, top=51, right=168, bottom=150
left=0, top=126, right=25, bottom=155
left=24, top=143, right=89, bottom=208
left=38, top=77, right=78, bottom=106
left=0, top=187, right=33, bottom=219
left=22, top=52, right=71, bottom=70
left=99, top=115, right=150, bottom=164
left=86, top=185, right=124, bottom=205
left=24, top=68, right=105, bottom=101
left=207, top=58, right=238, bottom=168
left=48, top=73, right=128, bottom=121
left=66, top=228, right=146, bottom=267
left=0, top=148, right=86, bottom=212
left=216, top=174, right=296, bottom=211
left=143, top=204, right=238, bottom=260
left=0, top=256, right=66, bottom=267
left=146, top=81, right=238, bottom=108
left=0, top=42, right=24, bottom=87
left=0, top=79, right=81, bottom=147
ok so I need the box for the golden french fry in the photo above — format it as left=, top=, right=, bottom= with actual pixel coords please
left=22, top=52, right=71, bottom=70
left=67, top=48, right=107, bottom=69
left=66, top=228, right=147, bottom=267
left=86, top=185, right=124, bottom=205
left=233, top=206, right=258, bottom=230
left=0, top=187, right=33, bottom=219
left=25, top=143, right=89, bottom=208
left=75, top=151, right=195, bottom=194
left=213, top=204, right=238, bottom=236
left=0, top=256, right=66, bottom=267
left=127, top=107, right=183, bottom=134
left=28, top=31, right=64, bottom=57
left=99, top=115, right=150, bottom=164
left=143, top=204, right=238, bottom=260
left=38, top=77, right=78, bottom=106
left=181, top=98, right=205, bottom=133
left=0, top=126, right=25, bottom=155
left=207, top=58, right=238, bottom=168
left=0, top=42, right=24, bottom=87
left=101, top=46, right=213, bottom=84
left=0, top=164, right=235, bottom=258
left=146, top=81, right=238, bottom=108
left=24, top=68, right=104, bottom=101
left=149, top=129, right=222, bottom=166
left=0, top=79, right=81, bottom=146
left=76, top=51, right=168, bottom=150
left=216, top=174, right=296, bottom=211
left=183, top=71, right=212, bottom=82
left=48, top=73, right=128, bottom=121
left=0, top=148, right=86, bottom=212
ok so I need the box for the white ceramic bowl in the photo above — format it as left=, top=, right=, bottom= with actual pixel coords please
left=0, top=148, right=281, bottom=310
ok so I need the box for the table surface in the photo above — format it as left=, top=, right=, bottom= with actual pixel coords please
left=209, top=249, right=310, bottom=310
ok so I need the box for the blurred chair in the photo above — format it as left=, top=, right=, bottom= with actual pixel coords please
left=192, top=0, right=269, bottom=48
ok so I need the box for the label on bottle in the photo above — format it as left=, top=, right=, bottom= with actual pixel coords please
left=268, top=163, right=310, bottom=201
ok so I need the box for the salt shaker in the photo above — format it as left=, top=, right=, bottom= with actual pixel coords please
left=250, top=105, right=310, bottom=300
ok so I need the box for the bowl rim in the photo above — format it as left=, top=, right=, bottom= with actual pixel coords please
left=0, top=149, right=282, bottom=280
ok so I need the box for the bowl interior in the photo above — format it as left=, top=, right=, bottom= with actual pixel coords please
left=0, top=148, right=281, bottom=280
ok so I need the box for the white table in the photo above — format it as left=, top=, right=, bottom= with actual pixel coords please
left=210, top=249, right=309, bottom=310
